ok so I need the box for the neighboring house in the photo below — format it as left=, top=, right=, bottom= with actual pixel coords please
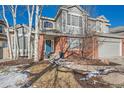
left=9, top=24, right=34, bottom=58
left=38, top=5, right=112, bottom=60
left=0, top=20, right=9, bottom=59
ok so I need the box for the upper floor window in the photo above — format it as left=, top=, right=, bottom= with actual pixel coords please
left=72, top=15, right=78, bottom=26
left=67, top=14, right=71, bottom=25
left=67, top=14, right=82, bottom=27
left=44, top=21, right=53, bottom=28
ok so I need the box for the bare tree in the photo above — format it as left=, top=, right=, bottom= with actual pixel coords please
left=2, top=5, right=13, bottom=59
left=34, top=5, right=43, bottom=62
left=80, top=5, right=97, bottom=59
left=27, top=5, right=34, bottom=59
left=9, top=5, right=19, bottom=59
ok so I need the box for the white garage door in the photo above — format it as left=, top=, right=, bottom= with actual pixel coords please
left=98, top=37, right=121, bottom=58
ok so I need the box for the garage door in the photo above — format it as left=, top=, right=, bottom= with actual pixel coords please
left=0, top=47, right=3, bottom=59
left=98, top=37, right=121, bottom=58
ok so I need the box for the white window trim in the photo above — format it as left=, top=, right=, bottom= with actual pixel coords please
left=43, top=21, right=54, bottom=29
left=68, top=12, right=82, bottom=17
left=66, top=13, right=82, bottom=28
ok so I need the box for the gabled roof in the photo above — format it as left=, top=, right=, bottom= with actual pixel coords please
left=54, top=5, right=86, bottom=20
left=97, top=15, right=109, bottom=22
left=60, top=5, right=85, bottom=12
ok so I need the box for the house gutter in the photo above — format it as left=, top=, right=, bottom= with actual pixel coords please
left=95, top=33, right=124, bottom=39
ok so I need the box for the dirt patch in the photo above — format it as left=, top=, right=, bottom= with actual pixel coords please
left=0, top=59, right=33, bottom=66
left=24, top=62, right=111, bottom=88
left=31, top=66, right=81, bottom=88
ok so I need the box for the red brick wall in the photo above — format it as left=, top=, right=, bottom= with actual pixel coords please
left=38, top=35, right=98, bottom=60
left=54, top=36, right=68, bottom=55
left=38, top=34, right=44, bottom=60
left=54, top=36, right=98, bottom=59
left=93, top=36, right=98, bottom=59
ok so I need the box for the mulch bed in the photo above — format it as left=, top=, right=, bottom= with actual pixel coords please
left=0, top=59, right=33, bottom=66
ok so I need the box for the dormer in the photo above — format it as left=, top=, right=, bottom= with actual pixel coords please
left=97, top=15, right=109, bottom=22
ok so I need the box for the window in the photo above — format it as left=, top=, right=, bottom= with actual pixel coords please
left=19, top=36, right=23, bottom=49
left=67, top=14, right=71, bottom=25
left=79, top=16, right=82, bottom=27
left=44, top=21, right=53, bottom=28
left=63, top=12, right=66, bottom=24
left=24, top=36, right=28, bottom=49
left=12, top=36, right=14, bottom=49
left=67, top=14, right=82, bottom=27
left=69, top=38, right=80, bottom=49
left=72, top=15, right=78, bottom=26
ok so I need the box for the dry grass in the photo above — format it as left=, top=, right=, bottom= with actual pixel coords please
left=22, top=60, right=122, bottom=88
left=27, top=63, right=49, bottom=74
left=31, top=66, right=81, bottom=88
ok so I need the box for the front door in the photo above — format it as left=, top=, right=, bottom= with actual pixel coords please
left=45, top=40, right=54, bottom=59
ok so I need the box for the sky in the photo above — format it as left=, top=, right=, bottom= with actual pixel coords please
left=95, top=5, right=124, bottom=28
left=0, top=5, right=124, bottom=28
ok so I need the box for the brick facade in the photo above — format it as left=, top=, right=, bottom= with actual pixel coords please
left=38, top=35, right=99, bottom=60
left=38, top=34, right=44, bottom=60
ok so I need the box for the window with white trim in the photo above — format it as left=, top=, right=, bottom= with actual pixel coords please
left=68, top=38, right=81, bottom=49
left=67, top=14, right=71, bottom=25
left=67, top=14, right=82, bottom=27
left=44, top=21, right=53, bottom=28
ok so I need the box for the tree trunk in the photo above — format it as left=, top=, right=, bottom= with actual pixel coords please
left=13, top=14, right=19, bottom=59
left=6, top=28, right=13, bottom=59
left=27, top=5, right=34, bottom=59
left=34, top=5, right=39, bottom=62
left=2, top=5, right=13, bottom=59
left=11, top=5, right=19, bottom=59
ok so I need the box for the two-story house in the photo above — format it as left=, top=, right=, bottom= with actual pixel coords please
left=0, top=20, right=8, bottom=59
left=38, top=5, right=111, bottom=60
left=8, top=5, right=124, bottom=60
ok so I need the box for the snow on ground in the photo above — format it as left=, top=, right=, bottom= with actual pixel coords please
left=0, top=66, right=28, bottom=88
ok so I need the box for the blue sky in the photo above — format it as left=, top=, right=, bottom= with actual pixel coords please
left=95, top=5, right=124, bottom=28
left=0, top=5, right=124, bottom=28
